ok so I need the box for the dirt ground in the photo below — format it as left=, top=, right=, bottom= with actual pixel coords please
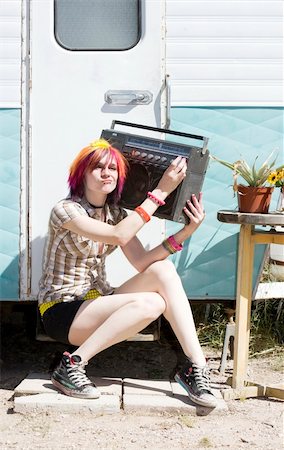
left=0, top=316, right=283, bottom=450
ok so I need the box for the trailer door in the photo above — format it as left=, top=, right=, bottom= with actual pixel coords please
left=25, top=0, right=165, bottom=298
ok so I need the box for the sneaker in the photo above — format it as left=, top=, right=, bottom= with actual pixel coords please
left=51, top=351, right=100, bottom=399
left=174, top=359, right=217, bottom=408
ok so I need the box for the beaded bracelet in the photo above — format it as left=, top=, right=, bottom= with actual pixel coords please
left=135, top=206, right=151, bottom=223
left=147, top=191, right=165, bottom=206
left=162, top=239, right=176, bottom=254
left=168, top=235, right=183, bottom=251
left=162, top=236, right=183, bottom=254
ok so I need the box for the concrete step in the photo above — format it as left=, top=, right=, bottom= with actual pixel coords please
left=14, top=373, right=122, bottom=397
left=13, top=373, right=228, bottom=416
left=14, top=393, right=121, bottom=415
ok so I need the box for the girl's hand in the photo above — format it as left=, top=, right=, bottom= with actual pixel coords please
left=156, top=156, right=187, bottom=196
left=183, top=192, right=205, bottom=235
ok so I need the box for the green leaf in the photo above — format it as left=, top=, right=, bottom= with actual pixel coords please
left=210, top=151, right=281, bottom=187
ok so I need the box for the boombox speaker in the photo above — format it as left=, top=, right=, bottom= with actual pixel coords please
left=101, top=121, right=210, bottom=224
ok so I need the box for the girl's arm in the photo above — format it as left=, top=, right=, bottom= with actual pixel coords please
left=121, top=193, right=205, bottom=272
left=62, top=157, right=187, bottom=246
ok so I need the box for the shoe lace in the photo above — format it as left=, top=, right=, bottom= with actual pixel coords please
left=191, top=364, right=211, bottom=391
left=67, top=360, right=92, bottom=388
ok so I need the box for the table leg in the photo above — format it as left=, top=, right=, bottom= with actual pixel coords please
left=232, top=224, right=254, bottom=389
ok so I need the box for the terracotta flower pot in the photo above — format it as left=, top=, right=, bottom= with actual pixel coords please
left=237, top=185, right=274, bottom=213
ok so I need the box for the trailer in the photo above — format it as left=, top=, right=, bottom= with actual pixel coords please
left=0, top=0, right=283, bottom=305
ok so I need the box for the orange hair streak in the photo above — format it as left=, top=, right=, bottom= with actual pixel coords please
left=68, top=139, right=128, bottom=203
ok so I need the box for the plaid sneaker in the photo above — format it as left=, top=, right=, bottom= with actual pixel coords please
left=51, top=351, right=100, bottom=399
left=174, top=359, right=217, bottom=408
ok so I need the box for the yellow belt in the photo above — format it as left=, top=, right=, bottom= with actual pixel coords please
left=39, top=289, right=101, bottom=317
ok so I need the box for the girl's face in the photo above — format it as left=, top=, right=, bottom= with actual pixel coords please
left=84, top=154, right=118, bottom=196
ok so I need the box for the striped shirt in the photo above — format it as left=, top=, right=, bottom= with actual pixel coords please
left=38, top=196, right=127, bottom=305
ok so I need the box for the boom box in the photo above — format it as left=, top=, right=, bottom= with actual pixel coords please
left=101, top=121, right=209, bottom=223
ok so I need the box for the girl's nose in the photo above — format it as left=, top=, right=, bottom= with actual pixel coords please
left=101, top=166, right=110, bottom=176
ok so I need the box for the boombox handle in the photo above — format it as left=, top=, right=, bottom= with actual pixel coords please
left=110, top=120, right=209, bottom=155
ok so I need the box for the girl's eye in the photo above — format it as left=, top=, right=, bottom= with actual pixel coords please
left=96, top=163, right=117, bottom=171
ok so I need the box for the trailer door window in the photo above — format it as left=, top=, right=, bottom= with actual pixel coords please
left=54, top=0, right=140, bottom=51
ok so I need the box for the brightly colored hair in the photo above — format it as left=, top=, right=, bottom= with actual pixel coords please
left=68, top=139, right=128, bottom=204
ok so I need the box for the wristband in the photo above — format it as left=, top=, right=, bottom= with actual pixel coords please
left=135, top=206, right=151, bottom=223
left=162, top=239, right=176, bottom=254
left=168, top=235, right=183, bottom=251
left=147, top=191, right=165, bottom=206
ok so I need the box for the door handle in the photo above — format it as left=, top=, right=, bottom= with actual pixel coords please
left=104, top=90, right=153, bottom=105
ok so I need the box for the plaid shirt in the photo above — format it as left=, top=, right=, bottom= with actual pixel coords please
left=38, top=196, right=127, bottom=305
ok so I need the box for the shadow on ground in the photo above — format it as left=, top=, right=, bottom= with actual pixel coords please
left=0, top=313, right=188, bottom=390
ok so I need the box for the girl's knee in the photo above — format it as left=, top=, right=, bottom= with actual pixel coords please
left=135, top=293, right=165, bottom=320
left=146, top=260, right=178, bottom=280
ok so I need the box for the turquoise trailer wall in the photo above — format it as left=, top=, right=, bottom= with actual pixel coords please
left=0, top=109, right=20, bottom=300
left=167, top=107, right=284, bottom=300
left=0, top=107, right=282, bottom=301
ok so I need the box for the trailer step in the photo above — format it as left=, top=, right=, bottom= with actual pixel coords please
left=36, top=312, right=160, bottom=342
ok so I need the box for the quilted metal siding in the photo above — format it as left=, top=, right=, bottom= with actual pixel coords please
left=166, top=106, right=284, bottom=300
left=0, top=108, right=20, bottom=299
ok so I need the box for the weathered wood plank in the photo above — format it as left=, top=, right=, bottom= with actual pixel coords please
left=222, top=385, right=266, bottom=400
left=217, top=210, right=284, bottom=226
left=232, top=224, right=254, bottom=389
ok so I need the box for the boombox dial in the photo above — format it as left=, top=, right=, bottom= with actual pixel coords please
left=127, top=149, right=168, bottom=166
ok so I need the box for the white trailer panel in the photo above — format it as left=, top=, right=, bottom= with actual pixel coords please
left=166, top=0, right=283, bottom=105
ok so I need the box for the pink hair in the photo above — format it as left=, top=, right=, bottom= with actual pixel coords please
left=68, top=139, right=128, bottom=204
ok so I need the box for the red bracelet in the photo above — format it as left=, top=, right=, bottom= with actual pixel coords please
left=168, top=235, right=183, bottom=251
left=147, top=191, right=165, bottom=206
left=135, top=206, right=151, bottom=223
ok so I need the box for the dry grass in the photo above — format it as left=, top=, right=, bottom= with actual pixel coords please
left=193, top=298, right=284, bottom=355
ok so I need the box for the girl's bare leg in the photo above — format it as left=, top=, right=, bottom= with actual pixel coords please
left=69, top=259, right=205, bottom=366
left=115, top=260, right=206, bottom=366
left=68, top=292, right=165, bottom=361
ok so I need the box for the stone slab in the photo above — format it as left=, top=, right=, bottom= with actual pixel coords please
left=211, top=388, right=224, bottom=400
left=123, top=379, right=172, bottom=396
left=14, top=373, right=57, bottom=396
left=170, top=380, right=187, bottom=396
left=14, top=393, right=120, bottom=414
left=14, top=373, right=123, bottom=397
left=169, top=382, right=228, bottom=414
left=170, top=381, right=224, bottom=400
left=123, top=394, right=227, bottom=416
left=93, top=377, right=123, bottom=396
left=13, top=375, right=227, bottom=416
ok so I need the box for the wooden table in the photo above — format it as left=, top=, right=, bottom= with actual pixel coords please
left=217, top=210, right=284, bottom=400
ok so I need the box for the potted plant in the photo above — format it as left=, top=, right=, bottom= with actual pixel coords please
left=210, top=153, right=284, bottom=213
